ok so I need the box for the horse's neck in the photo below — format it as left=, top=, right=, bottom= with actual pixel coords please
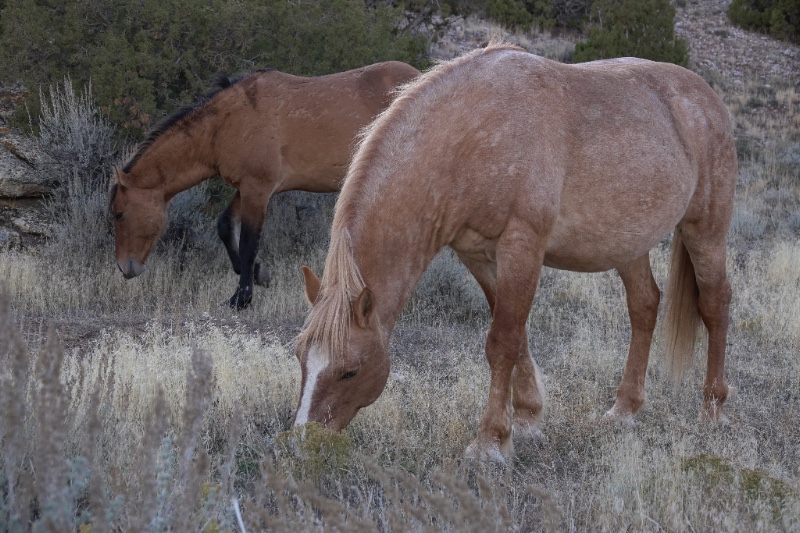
left=130, top=121, right=217, bottom=198
left=346, top=202, right=442, bottom=334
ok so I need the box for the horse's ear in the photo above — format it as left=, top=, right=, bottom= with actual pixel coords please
left=353, top=287, right=375, bottom=329
left=301, top=265, right=321, bottom=305
left=114, top=166, right=129, bottom=188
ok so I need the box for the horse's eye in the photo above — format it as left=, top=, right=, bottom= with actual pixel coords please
left=114, top=212, right=124, bottom=220
left=341, top=370, right=357, bottom=380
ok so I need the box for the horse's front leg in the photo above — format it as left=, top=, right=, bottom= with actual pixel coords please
left=218, top=192, right=271, bottom=307
left=457, top=252, right=545, bottom=445
left=217, top=192, right=243, bottom=274
left=228, top=186, right=271, bottom=310
left=465, top=224, right=546, bottom=464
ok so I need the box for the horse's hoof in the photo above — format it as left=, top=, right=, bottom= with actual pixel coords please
left=601, top=406, right=636, bottom=426
left=229, top=291, right=252, bottom=310
left=254, top=263, right=271, bottom=287
left=513, top=420, right=545, bottom=444
left=699, top=404, right=730, bottom=425
left=464, top=438, right=511, bottom=465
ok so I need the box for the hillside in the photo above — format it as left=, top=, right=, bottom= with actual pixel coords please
left=1, top=3, right=799, bottom=531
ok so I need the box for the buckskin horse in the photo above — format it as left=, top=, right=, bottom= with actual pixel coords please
left=109, top=61, right=420, bottom=309
left=294, top=44, right=737, bottom=463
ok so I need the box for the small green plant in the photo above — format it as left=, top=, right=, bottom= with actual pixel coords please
left=274, top=423, right=354, bottom=484
left=682, top=454, right=798, bottom=520
left=573, top=0, right=689, bottom=65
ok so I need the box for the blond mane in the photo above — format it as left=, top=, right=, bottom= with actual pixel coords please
left=297, top=228, right=365, bottom=360
left=298, top=43, right=524, bottom=359
left=343, top=42, right=525, bottom=217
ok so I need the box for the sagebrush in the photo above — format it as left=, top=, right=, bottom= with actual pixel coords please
left=1, top=24, right=799, bottom=533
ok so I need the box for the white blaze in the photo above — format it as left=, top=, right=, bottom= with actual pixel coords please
left=294, top=345, right=329, bottom=426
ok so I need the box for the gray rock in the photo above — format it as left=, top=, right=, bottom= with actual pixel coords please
left=0, top=226, right=21, bottom=248
left=0, top=128, right=55, bottom=198
left=0, top=198, right=51, bottom=248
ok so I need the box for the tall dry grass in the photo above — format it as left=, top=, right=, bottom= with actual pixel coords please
left=1, top=67, right=799, bottom=531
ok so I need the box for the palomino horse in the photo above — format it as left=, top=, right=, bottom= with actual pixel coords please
left=109, top=62, right=420, bottom=309
left=294, top=44, right=737, bottom=463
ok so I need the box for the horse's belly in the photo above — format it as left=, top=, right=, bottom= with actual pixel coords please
left=542, top=214, right=677, bottom=272
left=542, top=235, right=660, bottom=272
left=541, top=149, right=695, bottom=272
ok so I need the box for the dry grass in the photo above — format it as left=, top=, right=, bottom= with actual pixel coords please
left=2, top=64, right=799, bottom=532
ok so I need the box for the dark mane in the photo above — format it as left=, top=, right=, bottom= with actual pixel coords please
left=122, top=69, right=273, bottom=173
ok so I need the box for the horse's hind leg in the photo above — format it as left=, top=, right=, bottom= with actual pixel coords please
left=680, top=227, right=732, bottom=422
left=217, top=191, right=271, bottom=290
left=458, top=253, right=545, bottom=441
left=605, top=253, right=660, bottom=423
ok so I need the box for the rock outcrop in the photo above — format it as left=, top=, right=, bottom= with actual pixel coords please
left=1, top=82, right=53, bottom=247
left=0, top=128, right=54, bottom=198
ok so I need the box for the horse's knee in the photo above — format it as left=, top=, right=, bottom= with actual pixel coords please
left=485, top=327, right=524, bottom=369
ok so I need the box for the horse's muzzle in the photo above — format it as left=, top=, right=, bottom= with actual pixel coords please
left=118, top=259, right=146, bottom=279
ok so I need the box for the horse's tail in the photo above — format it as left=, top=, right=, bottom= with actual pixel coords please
left=662, top=230, right=702, bottom=386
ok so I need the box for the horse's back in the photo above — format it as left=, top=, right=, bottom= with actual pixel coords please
left=355, top=46, right=736, bottom=272
left=215, top=62, right=418, bottom=191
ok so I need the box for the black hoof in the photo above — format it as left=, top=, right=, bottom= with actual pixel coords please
left=229, top=288, right=252, bottom=310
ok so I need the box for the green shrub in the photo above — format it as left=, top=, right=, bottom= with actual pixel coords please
left=527, top=0, right=592, bottom=30
left=573, top=0, right=689, bottom=66
left=486, top=0, right=534, bottom=29
left=274, top=423, right=354, bottom=485
left=728, top=0, right=799, bottom=44
left=0, top=0, right=427, bottom=136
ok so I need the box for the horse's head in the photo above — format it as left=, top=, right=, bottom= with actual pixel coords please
left=109, top=168, right=168, bottom=279
left=293, top=266, right=390, bottom=431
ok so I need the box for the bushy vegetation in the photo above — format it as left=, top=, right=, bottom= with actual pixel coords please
left=33, top=78, right=118, bottom=198
left=441, top=0, right=591, bottom=30
left=728, top=0, right=800, bottom=44
left=0, top=0, right=426, bottom=135
left=573, top=0, right=689, bottom=65
left=2, top=30, right=800, bottom=531
left=527, top=0, right=593, bottom=30
left=2, top=3, right=800, bottom=530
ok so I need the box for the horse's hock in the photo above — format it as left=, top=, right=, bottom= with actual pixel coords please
left=0, top=83, right=55, bottom=248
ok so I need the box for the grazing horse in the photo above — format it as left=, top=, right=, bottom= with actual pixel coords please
left=109, top=62, right=420, bottom=309
left=294, top=44, right=737, bottom=463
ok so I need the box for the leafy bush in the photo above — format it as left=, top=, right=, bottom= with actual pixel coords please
left=527, top=0, right=592, bottom=30
left=0, top=0, right=427, bottom=136
left=573, top=0, right=689, bottom=65
left=728, top=0, right=799, bottom=44
left=486, top=0, right=534, bottom=29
